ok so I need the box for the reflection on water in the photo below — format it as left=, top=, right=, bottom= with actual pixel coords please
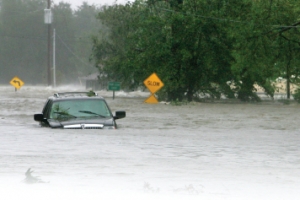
left=0, top=86, right=300, bottom=200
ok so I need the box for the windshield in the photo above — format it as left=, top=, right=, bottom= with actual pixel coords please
left=49, top=99, right=112, bottom=119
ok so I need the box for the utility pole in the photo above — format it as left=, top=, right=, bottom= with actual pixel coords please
left=53, top=28, right=56, bottom=87
left=286, top=60, right=291, bottom=99
left=47, top=0, right=52, bottom=86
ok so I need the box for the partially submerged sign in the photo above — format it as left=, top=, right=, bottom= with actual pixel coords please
left=143, top=73, right=164, bottom=104
left=144, top=94, right=159, bottom=104
left=108, top=82, right=121, bottom=99
left=10, top=76, right=24, bottom=90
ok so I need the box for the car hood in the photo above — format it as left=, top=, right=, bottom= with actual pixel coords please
left=47, top=117, right=113, bottom=129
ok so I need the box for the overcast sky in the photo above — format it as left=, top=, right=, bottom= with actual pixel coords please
left=53, top=0, right=130, bottom=8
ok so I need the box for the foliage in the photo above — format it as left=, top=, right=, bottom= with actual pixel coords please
left=293, top=88, right=300, bottom=103
left=91, top=1, right=146, bottom=91
left=1, top=0, right=300, bottom=103
left=87, top=90, right=96, bottom=97
left=91, top=0, right=235, bottom=101
left=229, top=0, right=300, bottom=101
left=170, top=98, right=188, bottom=106
left=91, top=0, right=300, bottom=102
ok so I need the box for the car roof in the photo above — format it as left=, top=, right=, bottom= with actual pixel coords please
left=48, top=92, right=105, bottom=101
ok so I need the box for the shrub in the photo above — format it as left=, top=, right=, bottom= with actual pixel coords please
left=293, top=88, right=300, bottom=103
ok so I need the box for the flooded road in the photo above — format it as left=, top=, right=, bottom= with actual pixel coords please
left=0, top=86, right=299, bottom=200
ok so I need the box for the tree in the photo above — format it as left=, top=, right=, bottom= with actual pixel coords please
left=91, top=2, right=145, bottom=89
left=91, top=0, right=300, bottom=101
left=229, top=0, right=300, bottom=100
left=270, top=1, right=300, bottom=99
left=72, top=3, right=102, bottom=77
left=91, top=0, right=234, bottom=101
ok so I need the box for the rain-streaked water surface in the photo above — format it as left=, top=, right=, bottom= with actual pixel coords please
left=0, top=86, right=299, bottom=200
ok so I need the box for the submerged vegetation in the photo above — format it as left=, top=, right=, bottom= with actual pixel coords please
left=293, top=88, right=300, bottom=103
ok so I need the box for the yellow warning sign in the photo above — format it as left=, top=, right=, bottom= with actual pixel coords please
left=10, top=76, right=24, bottom=89
left=143, top=73, right=164, bottom=94
left=144, top=94, right=159, bottom=104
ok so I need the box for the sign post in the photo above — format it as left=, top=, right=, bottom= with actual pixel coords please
left=10, top=76, right=25, bottom=91
left=108, top=82, right=121, bottom=99
left=143, top=73, right=164, bottom=103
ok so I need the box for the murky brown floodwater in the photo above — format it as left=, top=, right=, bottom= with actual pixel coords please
left=0, top=86, right=299, bottom=200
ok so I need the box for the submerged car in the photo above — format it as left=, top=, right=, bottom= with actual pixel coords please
left=34, top=92, right=126, bottom=129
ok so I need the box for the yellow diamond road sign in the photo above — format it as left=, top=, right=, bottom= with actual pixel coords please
left=144, top=94, right=159, bottom=104
left=10, top=76, right=24, bottom=89
left=143, top=73, right=164, bottom=94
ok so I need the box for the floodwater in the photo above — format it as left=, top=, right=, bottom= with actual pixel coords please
left=0, top=86, right=299, bottom=200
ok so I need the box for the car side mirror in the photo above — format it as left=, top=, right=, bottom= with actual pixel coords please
left=34, top=113, right=44, bottom=122
left=114, top=111, right=126, bottom=120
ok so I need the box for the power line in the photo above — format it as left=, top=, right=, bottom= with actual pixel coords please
left=0, top=9, right=44, bottom=17
left=0, top=33, right=92, bottom=42
left=0, top=34, right=47, bottom=41
left=56, top=33, right=94, bottom=68
left=1, top=3, right=298, bottom=29
left=153, top=6, right=300, bottom=29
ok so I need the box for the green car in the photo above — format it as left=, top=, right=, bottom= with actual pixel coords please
left=34, top=92, right=126, bottom=129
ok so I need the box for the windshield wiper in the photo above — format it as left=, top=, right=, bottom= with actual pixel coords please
left=79, top=110, right=106, bottom=118
left=54, top=111, right=77, bottom=118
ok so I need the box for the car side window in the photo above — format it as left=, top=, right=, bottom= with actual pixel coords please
left=101, top=101, right=112, bottom=117
left=42, top=100, right=53, bottom=118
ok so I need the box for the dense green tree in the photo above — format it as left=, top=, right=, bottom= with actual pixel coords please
left=270, top=0, right=300, bottom=99
left=91, top=2, right=144, bottom=89
left=91, top=0, right=300, bottom=101
left=91, top=0, right=235, bottom=101
left=227, top=0, right=300, bottom=100
left=1, top=0, right=299, bottom=101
